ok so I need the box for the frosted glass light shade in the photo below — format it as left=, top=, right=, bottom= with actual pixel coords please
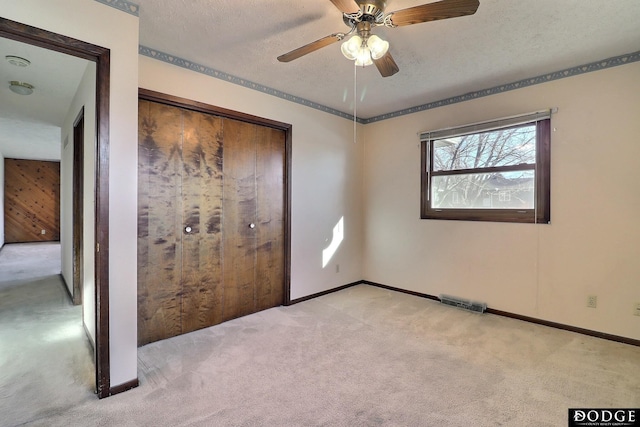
left=9, top=81, right=34, bottom=95
left=341, top=34, right=388, bottom=67
left=367, top=35, right=389, bottom=60
left=341, top=35, right=363, bottom=60
left=354, top=47, right=373, bottom=67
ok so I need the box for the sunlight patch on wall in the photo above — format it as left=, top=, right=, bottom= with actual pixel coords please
left=322, top=217, right=344, bottom=268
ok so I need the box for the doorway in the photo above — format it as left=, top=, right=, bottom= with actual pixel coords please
left=0, top=18, right=111, bottom=397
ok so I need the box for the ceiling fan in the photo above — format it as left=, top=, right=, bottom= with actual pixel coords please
left=277, top=0, right=480, bottom=77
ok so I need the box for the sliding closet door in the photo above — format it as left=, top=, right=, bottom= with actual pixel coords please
left=138, top=100, right=184, bottom=345
left=181, top=110, right=225, bottom=334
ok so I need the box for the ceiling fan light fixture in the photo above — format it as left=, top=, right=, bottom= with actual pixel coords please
left=341, top=35, right=363, bottom=60
left=367, top=35, right=389, bottom=60
left=354, top=46, right=373, bottom=67
left=341, top=33, right=388, bottom=66
left=278, top=0, right=480, bottom=77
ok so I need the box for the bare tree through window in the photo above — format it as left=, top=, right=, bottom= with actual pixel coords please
left=421, top=114, right=551, bottom=223
left=432, top=125, right=536, bottom=209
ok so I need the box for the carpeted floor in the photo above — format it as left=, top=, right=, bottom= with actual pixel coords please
left=0, top=243, right=95, bottom=427
left=0, top=242, right=62, bottom=287
left=1, top=244, right=639, bottom=426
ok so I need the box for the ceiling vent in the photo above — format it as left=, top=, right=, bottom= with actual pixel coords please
left=5, top=55, right=31, bottom=67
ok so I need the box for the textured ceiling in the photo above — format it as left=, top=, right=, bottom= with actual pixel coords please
left=1, top=0, right=639, bottom=161
left=0, top=38, right=89, bottom=161
left=136, top=0, right=640, bottom=119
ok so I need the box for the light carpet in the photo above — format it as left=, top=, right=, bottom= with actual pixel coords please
left=0, top=242, right=62, bottom=287
left=3, top=278, right=638, bottom=426
left=0, top=243, right=95, bottom=427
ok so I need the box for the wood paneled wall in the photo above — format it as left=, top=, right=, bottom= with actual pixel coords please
left=137, top=99, right=285, bottom=346
left=4, top=159, right=60, bottom=243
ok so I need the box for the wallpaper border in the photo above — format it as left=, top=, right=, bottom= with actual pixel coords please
left=363, top=50, right=640, bottom=124
left=140, top=46, right=640, bottom=124
left=138, top=46, right=360, bottom=122
left=97, top=1, right=639, bottom=124
left=93, top=0, right=139, bottom=16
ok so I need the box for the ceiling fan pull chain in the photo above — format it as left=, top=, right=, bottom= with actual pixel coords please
left=353, top=60, right=357, bottom=144
left=277, top=0, right=479, bottom=76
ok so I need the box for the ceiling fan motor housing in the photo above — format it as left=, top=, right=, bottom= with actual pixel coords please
left=280, top=0, right=479, bottom=77
left=360, top=0, right=387, bottom=22
left=343, top=0, right=387, bottom=27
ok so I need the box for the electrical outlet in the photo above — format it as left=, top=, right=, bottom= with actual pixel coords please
left=41, top=229, right=46, bottom=235
left=633, top=303, right=640, bottom=317
left=587, top=295, right=597, bottom=309
left=336, top=264, right=340, bottom=273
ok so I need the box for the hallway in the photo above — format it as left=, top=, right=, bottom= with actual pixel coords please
left=0, top=242, right=95, bottom=426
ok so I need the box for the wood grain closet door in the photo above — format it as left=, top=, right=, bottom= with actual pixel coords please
left=137, top=100, right=184, bottom=345
left=222, top=119, right=285, bottom=320
left=255, top=127, right=285, bottom=311
left=221, top=118, right=258, bottom=321
left=138, top=98, right=285, bottom=345
left=181, top=110, right=225, bottom=334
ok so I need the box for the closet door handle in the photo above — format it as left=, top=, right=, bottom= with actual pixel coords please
left=249, top=223, right=255, bottom=229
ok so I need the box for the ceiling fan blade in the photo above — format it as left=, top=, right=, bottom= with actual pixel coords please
left=388, top=0, right=479, bottom=27
left=277, top=34, right=343, bottom=63
left=329, top=0, right=360, bottom=14
left=373, top=51, right=400, bottom=77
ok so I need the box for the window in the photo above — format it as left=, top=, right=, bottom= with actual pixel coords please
left=421, top=111, right=551, bottom=223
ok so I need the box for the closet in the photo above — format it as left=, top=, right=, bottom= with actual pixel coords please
left=137, top=94, right=287, bottom=346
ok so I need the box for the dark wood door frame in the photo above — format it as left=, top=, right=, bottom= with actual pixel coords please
left=138, top=88, right=293, bottom=305
left=0, top=18, right=112, bottom=398
left=72, top=108, right=84, bottom=306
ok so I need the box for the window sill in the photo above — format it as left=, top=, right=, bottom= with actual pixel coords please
left=421, top=209, right=549, bottom=224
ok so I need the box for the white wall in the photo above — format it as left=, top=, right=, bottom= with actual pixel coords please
left=61, top=61, right=97, bottom=346
left=1, top=0, right=140, bottom=386
left=0, top=151, right=4, bottom=248
left=61, top=135, right=72, bottom=291
left=139, top=56, right=364, bottom=301
left=362, top=62, right=640, bottom=341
